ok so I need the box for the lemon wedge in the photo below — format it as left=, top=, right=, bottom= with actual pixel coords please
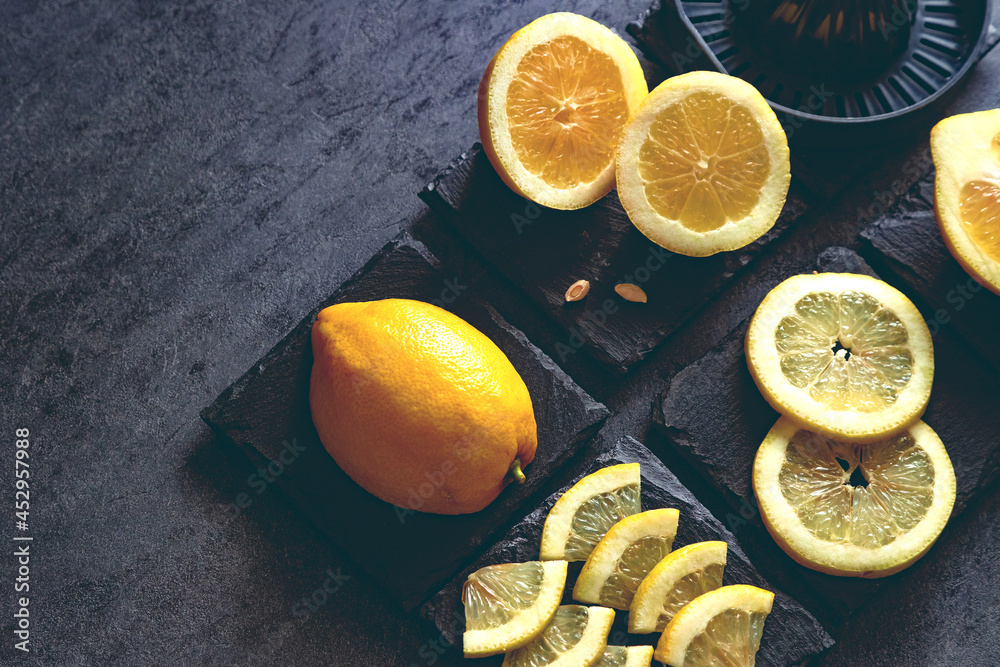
left=462, top=560, right=568, bottom=657
left=540, top=463, right=641, bottom=562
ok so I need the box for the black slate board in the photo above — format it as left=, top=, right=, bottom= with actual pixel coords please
left=420, top=436, right=834, bottom=666
left=420, top=145, right=809, bottom=374
left=652, top=246, right=1000, bottom=617
left=201, top=234, right=609, bottom=610
left=861, top=169, right=1000, bottom=374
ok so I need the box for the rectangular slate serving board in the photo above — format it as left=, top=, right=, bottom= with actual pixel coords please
left=201, top=234, right=609, bottom=610
left=420, top=436, right=834, bottom=666
left=420, top=145, right=809, bottom=374
left=651, top=246, right=1000, bottom=618
left=861, top=169, right=1000, bottom=374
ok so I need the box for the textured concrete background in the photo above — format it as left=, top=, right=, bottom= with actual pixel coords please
left=1, top=0, right=999, bottom=664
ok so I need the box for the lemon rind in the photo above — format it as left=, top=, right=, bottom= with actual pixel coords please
left=628, top=540, right=728, bottom=634
left=753, top=417, right=956, bottom=578
left=931, top=109, right=1000, bottom=296
left=616, top=70, right=791, bottom=257
left=481, top=12, right=648, bottom=210
left=540, top=463, right=641, bottom=561
left=463, top=560, right=568, bottom=657
left=745, top=272, right=934, bottom=442
left=573, top=508, right=680, bottom=609
left=501, top=605, right=616, bottom=667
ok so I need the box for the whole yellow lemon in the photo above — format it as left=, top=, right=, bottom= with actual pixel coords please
left=309, top=298, right=538, bottom=515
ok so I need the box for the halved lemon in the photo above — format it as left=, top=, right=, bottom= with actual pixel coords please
left=616, top=71, right=790, bottom=257
left=753, top=417, right=956, bottom=577
left=502, top=605, right=616, bottom=667
left=573, top=508, right=679, bottom=610
left=629, top=540, right=727, bottom=634
left=654, top=584, right=774, bottom=667
left=540, top=463, right=641, bottom=562
left=594, top=645, right=655, bottom=667
left=745, top=273, right=934, bottom=442
left=462, top=560, right=568, bottom=657
left=478, top=12, right=648, bottom=210
left=932, top=108, right=1000, bottom=295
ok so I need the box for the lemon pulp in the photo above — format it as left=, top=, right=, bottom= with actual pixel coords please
left=651, top=563, right=725, bottom=632
left=595, top=647, right=629, bottom=667
left=464, top=562, right=544, bottom=630
left=564, top=483, right=640, bottom=561
left=503, top=606, right=589, bottom=666
left=683, top=608, right=768, bottom=666
left=774, top=291, right=914, bottom=413
left=507, top=36, right=628, bottom=189
left=599, top=535, right=673, bottom=609
left=779, top=429, right=935, bottom=548
left=959, top=180, right=1000, bottom=259
left=638, top=92, right=770, bottom=232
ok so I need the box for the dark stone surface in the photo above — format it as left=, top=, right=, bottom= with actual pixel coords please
left=421, top=145, right=810, bottom=374
left=2, top=0, right=1000, bottom=663
left=861, top=170, right=1000, bottom=374
left=421, top=436, right=833, bottom=666
left=202, top=235, right=608, bottom=610
left=652, top=247, right=1000, bottom=620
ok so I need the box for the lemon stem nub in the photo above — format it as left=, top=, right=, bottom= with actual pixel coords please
left=509, top=459, right=526, bottom=484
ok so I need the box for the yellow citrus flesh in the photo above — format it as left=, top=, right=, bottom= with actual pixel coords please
left=540, top=463, right=641, bottom=562
left=932, top=109, right=1000, bottom=295
left=593, top=645, right=655, bottom=667
left=629, top=541, right=727, bottom=634
left=462, top=560, right=568, bottom=657
left=479, top=13, right=648, bottom=210
left=573, top=509, right=679, bottom=610
left=617, top=71, right=790, bottom=256
left=508, top=36, right=629, bottom=189
left=654, top=585, right=773, bottom=667
left=746, top=273, right=934, bottom=442
left=502, top=605, right=615, bottom=667
left=639, top=92, right=770, bottom=232
left=958, top=179, right=1000, bottom=258
left=753, top=417, right=956, bottom=577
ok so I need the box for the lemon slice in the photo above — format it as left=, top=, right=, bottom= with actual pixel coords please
left=502, top=605, right=616, bottom=667
left=479, top=12, right=648, bottom=210
left=573, top=508, right=679, bottom=610
left=629, top=541, right=727, bottom=634
left=594, top=645, right=655, bottom=667
left=654, top=585, right=774, bottom=667
left=616, top=71, right=790, bottom=257
left=745, top=272, right=934, bottom=442
left=462, top=560, right=568, bottom=657
left=753, top=416, right=956, bottom=577
left=932, top=108, right=1000, bottom=295
left=540, top=463, right=641, bottom=562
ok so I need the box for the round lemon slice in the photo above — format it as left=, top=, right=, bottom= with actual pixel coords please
left=462, top=560, right=568, bottom=657
left=616, top=71, right=790, bottom=257
left=479, top=12, right=648, bottom=210
left=654, top=585, right=774, bottom=667
left=932, top=108, right=1000, bottom=295
left=540, top=463, right=641, bottom=562
left=753, top=417, right=956, bottom=577
left=594, top=645, right=655, bottom=667
left=629, top=540, right=727, bottom=634
left=573, top=508, right=679, bottom=610
left=502, top=605, right=616, bottom=667
left=745, top=272, right=934, bottom=442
